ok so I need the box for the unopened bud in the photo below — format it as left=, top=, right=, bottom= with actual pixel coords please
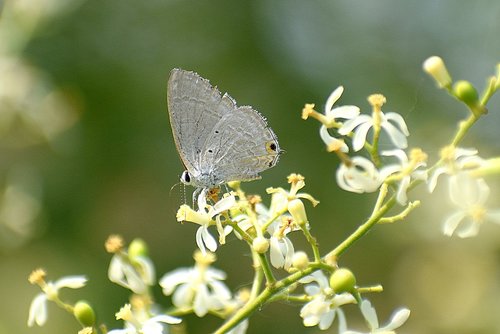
left=292, top=251, right=309, bottom=270
left=453, top=80, right=479, bottom=106
left=423, top=56, right=452, bottom=89
left=252, top=236, right=269, bottom=254
left=73, top=301, right=96, bottom=327
left=329, top=268, right=356, bottom=294
left=129, top=238, right=149, bottom=258
left=288, top=199, right=308, bottom=226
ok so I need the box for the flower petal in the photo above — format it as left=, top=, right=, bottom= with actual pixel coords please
left=457, top=220, right=480, bottom=238
left=427, top=167, right=447, bottom=193
left=443, top=211, right=466, bottom=236
left=325, top=86, right=344, bottom=114
left=54, top=275, right=87, bottom=289
left=360, top=299, right=379, bottom=330
left=28, top=294, right=47, bottom=327
left=385, top=112, right=409, bottom=136
left=352, top=121, right=373, bottom=151
left=396, top=176, right=411, bottom=205
left=318, top=309, right=335, bottom=330
left=379, top=307, right=410, bottom=331
left=172, top=283, right=194, bottom=309
left=319, top=126, right=349, bottom=153
left=200, top=226, right=218, bottom=252
left=381, top=121, right=408, bottom=149
left=338, top=115, right=372, bottom=135
left=159, top=268, right=191, bottom=295
left=269, top=237, right=285, bottom=268
left=330, top=105, right=360, bottom=119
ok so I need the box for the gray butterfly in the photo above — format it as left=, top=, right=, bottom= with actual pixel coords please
left=167, top=68, right=281, bottom=189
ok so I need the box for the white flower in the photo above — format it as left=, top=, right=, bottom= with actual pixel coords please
left=268, top=217, right=299, bottom=270
left=443, top=173, right=500, bottom=238
left=339, top=110, right=409, bottom=152
left=108, top=304, right=181, bottom=334
left=427, top=146, right=485, bottom=193
left=319, top=86, right=360, bottom=153
left=299, top=271, right=355, bottom=330
left=159, top=252, right=232, bottom=317
left=28, top=275, right=87, bottom=327
left=336, top=156, right=384, bottom=193
left=380, top=149, right=427, bottom=205
left=177, top=192, right=236, bottom=254
left=108, top=253, right=155, bottom=294
left=343, top=299, right=410, bottom=334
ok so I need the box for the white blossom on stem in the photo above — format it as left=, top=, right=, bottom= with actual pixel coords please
left=177, top=191, right=236, bottom=254
left=443, top=173, right=500, bottom=238
left=299, top=271, right=355, bottom=330
left=336, top=156, right=385, bottom=193
left=338, top=95, right=409, bottom=152
left=28, top=271, right=87, bottom=327
left=427, top=146, right=485, bottom=193
left=159, top=251, right=232, bottom=317
left=380, top=149, right=427, bottom=205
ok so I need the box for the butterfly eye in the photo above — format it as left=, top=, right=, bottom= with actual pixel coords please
left=180, top=171, right=191, bottom=185
left=265, top=141, right=278, bottom=153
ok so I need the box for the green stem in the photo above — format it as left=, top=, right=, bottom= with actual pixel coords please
left=257, top=252, right=276, bottom=284
left=450, top=114, right=479, bottom=147
left=249, top=251, right=264, bottom=301
left=214, top=263, right=328, bottom=334
left=301, top=225, right=321, bottom=262
left=326, top=195, right=397, bottom=259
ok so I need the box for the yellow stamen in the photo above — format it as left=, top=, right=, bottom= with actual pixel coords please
left=115, top=304, right=133, bottom=321
left=105, top=235, right=124, bottom=253
left=194, top=249, right=216, bottom=266
left=28, top=268, right=47, bottom=286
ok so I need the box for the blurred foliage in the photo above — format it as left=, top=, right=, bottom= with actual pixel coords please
left=2, top=0, right=500, bottom=333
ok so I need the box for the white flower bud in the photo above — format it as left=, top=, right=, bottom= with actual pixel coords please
left=423, top=56, right=452, bottom=88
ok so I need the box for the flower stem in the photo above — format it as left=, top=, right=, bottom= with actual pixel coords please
left=326, top=195, right=397, bottom=259
left=213, top=263, right=327, bottom=334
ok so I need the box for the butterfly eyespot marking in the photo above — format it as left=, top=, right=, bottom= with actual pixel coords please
left=208, top=149, right=213, bottom=153
left=215, top=130, right=219, bottom=134
left=265, top=141, right=278, bottom=153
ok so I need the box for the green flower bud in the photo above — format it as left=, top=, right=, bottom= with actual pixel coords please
left=128, top=238, right=149, bottom=258
left=252, top=236, right=269, bottom=254
left=329, top=268, right=356, bottom=294
left=453, top=80, right=479, bottom=107
left=73, top=300, right=96, bottom=327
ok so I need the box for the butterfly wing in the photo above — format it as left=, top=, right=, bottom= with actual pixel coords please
left=167, top=69, right=236, bottom=174
left=200, top=106, right=280, bottom=185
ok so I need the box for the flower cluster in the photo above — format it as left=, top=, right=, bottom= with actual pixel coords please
left=27, top=56, right=500, bottom=334
left=304, top=56, right=500, bottom=237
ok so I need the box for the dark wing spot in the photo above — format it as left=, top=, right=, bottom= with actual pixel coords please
left=215, top=130, right=219, bottom=134
left=270, top=143, right=277, bottom=151
left=208, top=149, right=213, bottom=153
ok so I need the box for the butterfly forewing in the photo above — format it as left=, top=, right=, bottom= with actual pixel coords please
left=167, top=69, right=236, bottom=173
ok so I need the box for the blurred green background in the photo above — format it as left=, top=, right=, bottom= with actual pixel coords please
left=2, top=0, right=500, bottom=333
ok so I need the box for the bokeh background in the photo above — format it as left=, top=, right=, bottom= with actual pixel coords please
left=2, top=0, right=500, bottom=333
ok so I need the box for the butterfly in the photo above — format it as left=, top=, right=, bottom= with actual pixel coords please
left=167, top=69, right=281, bottom=190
